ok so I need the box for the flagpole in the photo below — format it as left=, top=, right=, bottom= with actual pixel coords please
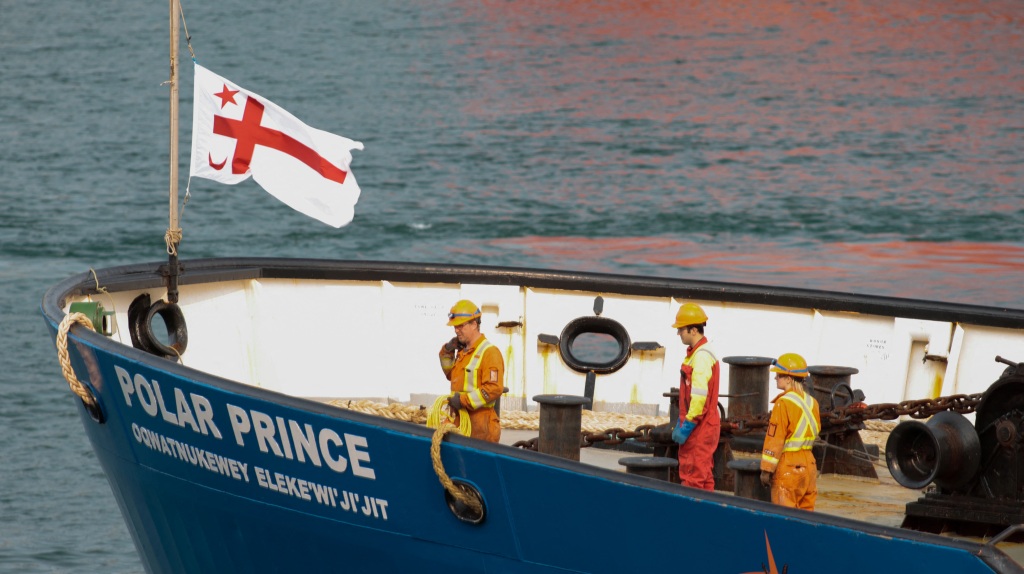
left=166, top=0, right=181, bottom=303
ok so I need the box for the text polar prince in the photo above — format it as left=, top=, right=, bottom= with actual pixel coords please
left=113, top=365, right=375, bottom=480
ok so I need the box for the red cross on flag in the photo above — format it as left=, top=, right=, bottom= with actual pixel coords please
left=189, top=64, right=363, bottom=228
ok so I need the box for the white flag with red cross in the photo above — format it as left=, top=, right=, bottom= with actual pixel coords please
left=189, top=64, right=363, bottom=228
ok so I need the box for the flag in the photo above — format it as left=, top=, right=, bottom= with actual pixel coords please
left=189, top=64, right=363, bottom=228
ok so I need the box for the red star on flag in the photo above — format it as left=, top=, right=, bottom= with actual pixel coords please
left=213, top=84, right=239, bottom=108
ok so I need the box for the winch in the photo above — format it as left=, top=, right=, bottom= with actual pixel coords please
left=887, top=355, right=1024, bottom=537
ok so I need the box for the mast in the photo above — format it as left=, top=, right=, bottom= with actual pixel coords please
left=166, top=0, right=181, bottom=303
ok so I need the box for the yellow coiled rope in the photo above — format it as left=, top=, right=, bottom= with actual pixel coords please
left=426, top=394, right=471, bottom=437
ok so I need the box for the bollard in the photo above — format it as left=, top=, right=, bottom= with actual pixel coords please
left=533, top=394, right=590, bottom=461
left=712, top=436, right=735, bottom=492
left=726, top=459, right=771, bottom=502
left=722, top=356, right=773, bottom=418
left=654, top=388, right=681, bottom=483
left=806, top=365, right=876, bottom=479
left=806, top=365, right=860, bottom=409
left=721, top=357, right=773, bottom=460
left=618, top=456, right=679, bottom=482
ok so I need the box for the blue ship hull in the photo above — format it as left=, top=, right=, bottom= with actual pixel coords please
left=43, top=259, right=1024, bottom=574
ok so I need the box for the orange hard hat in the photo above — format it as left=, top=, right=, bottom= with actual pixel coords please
left=771, top=353, right=809, bottom=378
left=672, top=302, right=709, bottom=329
left=447, top=299, right=482, bottom=326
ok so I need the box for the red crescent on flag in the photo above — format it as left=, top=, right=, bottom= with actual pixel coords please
left=208, top=154, right=227, bottom=170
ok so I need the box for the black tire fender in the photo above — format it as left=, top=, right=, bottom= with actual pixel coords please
left=558, top=316, right=631, bottom=374
left=143, top=300, right=189, bottom=357
left=128, top=293, right=188, bottom=358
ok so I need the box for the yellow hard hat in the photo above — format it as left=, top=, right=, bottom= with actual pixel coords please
left=771, top=353, right=809, bottom=378
left=447, top=299, right=482, bottom=326
left=672, top=302, right=708, bottom=329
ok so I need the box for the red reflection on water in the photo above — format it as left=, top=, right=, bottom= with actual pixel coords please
left=484, top=235, right=1024, bottom=306
left=447, top=0, right=1023, bottom=207
left=455, top=0, right=1024, bottom=113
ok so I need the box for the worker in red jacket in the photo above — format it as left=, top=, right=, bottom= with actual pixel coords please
left=760, top=352, right=821, bottom=510
left=670, top=302, right=720, bottom=490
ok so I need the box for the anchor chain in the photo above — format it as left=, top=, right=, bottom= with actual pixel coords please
left=510, top=393, right=985, bottom=450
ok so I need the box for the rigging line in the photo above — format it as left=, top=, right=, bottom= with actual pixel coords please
left=181, top=183, right=191, bottom=222
left=88, top=268, right=121, bottom=339
left=178, top=0, right=197, bottom=63
left=814, top=438, right=889, bottom=470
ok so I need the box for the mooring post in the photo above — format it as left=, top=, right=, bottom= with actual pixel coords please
left=807, top=365, right=876, bottom=479
left=654, top=388, right=681, bottom=484
left=722, top=356, right=773, bottom=419
left=807, top=365, right=860, bottom=409
left=715, top=356, right=773, bottom=491
left=618, top=456, right=679, bottom=482
left=726, top=459, right=771, bottom=502
left=533, top=394, right=590, bottom=461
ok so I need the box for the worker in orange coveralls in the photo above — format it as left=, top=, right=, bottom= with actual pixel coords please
left=670, top=302, right=720, bottom=490
left=438, top=299, right=505, bottom=442
left=760, top=352, right=821, bottom=510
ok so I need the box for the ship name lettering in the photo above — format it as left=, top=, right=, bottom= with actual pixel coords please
left=115, top=366, right=223, bottom=439
left=226, top=404, right=375, bottom=480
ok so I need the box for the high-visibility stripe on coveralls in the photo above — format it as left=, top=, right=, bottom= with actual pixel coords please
left=780, top=391, right=819, bottom=452
left=760, top=389, right=819, bottom=467
left=463, top=339, right=497, bottom=409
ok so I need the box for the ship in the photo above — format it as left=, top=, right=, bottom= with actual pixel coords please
left=42, top=256, right=1024, bottom=573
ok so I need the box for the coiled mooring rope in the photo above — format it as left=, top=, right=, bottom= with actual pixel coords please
left=56, top=312, right=98, bottom=409
left=430, top=420, right=483, bottom=514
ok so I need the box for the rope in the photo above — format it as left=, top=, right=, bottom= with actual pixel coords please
left=177, top=0, right=197, bottom=62
left=165, top=227, right=183, bottom=256
left=326, top=399, right=429, bottom=423
left=815, top=438, right=891, bottom=470
left=430, top=421, right=483, bottom=514
left=426, top=395, right=471, bottom=436
left=503, top=409, right=669, bottom=432
left=863, top=419, right=898, bottom=433
left=56, top=312, right=98, bottom=409
left=328, top=398, right=669, bottom=432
